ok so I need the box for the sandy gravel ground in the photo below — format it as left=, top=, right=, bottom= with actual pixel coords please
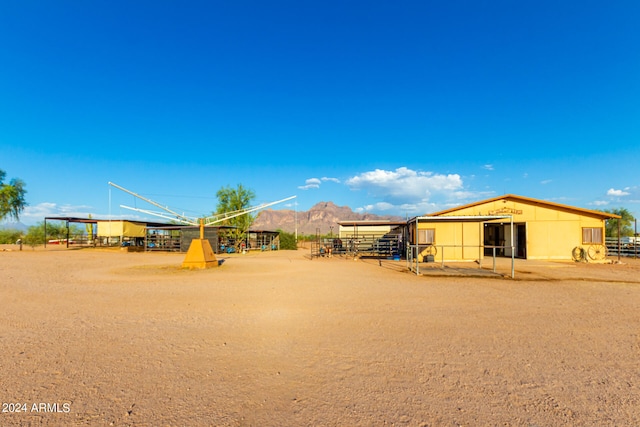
left=1, top=245, right=639, bottom=426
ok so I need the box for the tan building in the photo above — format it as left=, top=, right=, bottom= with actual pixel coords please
left=337, top=220, right=407, bottom=256
left=409, top=194, right=620, bottom=262
left=96, top=220, right=148, bottom=247
left=338, top=220, right=406, bottom=241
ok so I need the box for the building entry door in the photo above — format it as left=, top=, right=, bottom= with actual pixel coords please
left=484, top=223, right=505, bottom=256
left=484, top=223, right=527, bottom=259
left=516, top=224, right=526, bottom=258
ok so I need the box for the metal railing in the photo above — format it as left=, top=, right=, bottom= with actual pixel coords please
left=605, top=237, right=639, bottom=259
left=310, top=235, right=403, bottom=258
left=406, top=244, right=515, bottom=278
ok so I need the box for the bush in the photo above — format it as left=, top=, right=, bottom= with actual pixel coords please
left=0, top=228, right=23, bottom=244
left=277, top=229, right=297, bottom=250
left=21, top=221, right=85, bottom=248
left=24, top=225, right=45, bottom=247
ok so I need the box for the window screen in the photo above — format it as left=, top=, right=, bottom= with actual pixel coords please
left=418, top=229, right=435, bottom=244
left=582, top=227, right=603, bottom=244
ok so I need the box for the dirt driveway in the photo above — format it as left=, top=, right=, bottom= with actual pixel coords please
left=1, top=246, right=639, bottom=426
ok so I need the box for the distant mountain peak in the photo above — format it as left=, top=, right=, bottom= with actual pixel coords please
left=0, top=220, right=28, bottom=231
left=312, top=201, right=339, bottom=208
left=252, top=201, right=402, bottom=234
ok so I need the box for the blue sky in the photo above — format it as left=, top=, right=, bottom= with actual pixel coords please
left=1, top=1, right=639, bottom=225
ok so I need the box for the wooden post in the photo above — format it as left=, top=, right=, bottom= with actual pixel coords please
left=618, top=219, right=621, bottom=263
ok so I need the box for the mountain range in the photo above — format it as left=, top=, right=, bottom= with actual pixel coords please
left=0, top=203, right=403, bottom=235
left=0, top=221, right=28, bottom=231
left=251, top=201, right=404, bottom=235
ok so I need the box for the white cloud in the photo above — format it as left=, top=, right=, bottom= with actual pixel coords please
left=298, top=176, right=340, bottom=190
left=346, top=167, right=463, bottom=200
left=21, top=202, right=96, bottom=225
left=321, top=177, right=340, bottom=184
left=298, top=178, right=321, bottom=190
left=591, top=200, right=609, bottom=206
left=355, top=202, right=396, bottom=212
left=483, top=164, right=494, bottom=171
left=607, top=188, right=630, bottom=197
left=344, top=167, right=498, bottom=216
left=540, top=179, right=553, bottom=185
left=450, top=190, right=481, bottom=200
left=354, top=200, right=443, bottom=216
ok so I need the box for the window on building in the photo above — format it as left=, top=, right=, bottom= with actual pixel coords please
left=418, top=229, right=435, bottom=244
left=582, top=227, right=603, bottom=244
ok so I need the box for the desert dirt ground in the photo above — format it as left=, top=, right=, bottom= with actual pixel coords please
left=1, top=245, right=639, bottom=426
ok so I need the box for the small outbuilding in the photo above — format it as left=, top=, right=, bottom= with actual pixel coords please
left=246, top=229, right=281, bottom=251
left=145, top=225, right=222, bottom=253
left=97, top=220, right=147, bottom=246
left=337, top=220, right=407, bottom=256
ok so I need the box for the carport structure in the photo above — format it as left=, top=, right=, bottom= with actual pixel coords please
left=44, top=216, right=99, bottom=248
left=44, top=216, right=169, bottom=248
left=407, top=214, right=515, bottom=278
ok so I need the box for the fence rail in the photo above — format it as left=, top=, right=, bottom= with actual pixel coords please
left=310, top=234, right=403, bottom=258
left=605, top=237, right=639, bottom=259
left=406, top=244, right=515, bottom=278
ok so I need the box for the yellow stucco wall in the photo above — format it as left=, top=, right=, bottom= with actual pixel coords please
left=339, top=225, right=393, bottom=239
left=417, top=198, right=607, bottom=261
left=97, top=221, right=147, bottom=238
left=416, top=221, right=484, bottom=262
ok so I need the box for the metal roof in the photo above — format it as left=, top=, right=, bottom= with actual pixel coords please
left=45, top=216, right=99, bottom=224
left=147, top=224, right=236, bottom=230
left=427, top=194, right=621, bottom=219
left=410, top=215, right=513, bottom=223
left=337, top=220, right=407, bottom=227
left=44, top=216, right=173, bottom=228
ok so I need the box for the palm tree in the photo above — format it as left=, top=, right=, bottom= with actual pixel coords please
left=0, top=169, right=27, bottom=221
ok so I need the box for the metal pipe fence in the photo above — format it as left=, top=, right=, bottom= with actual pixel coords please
left=406, top=244, right=515, bottom=278
left=605, top=237, right=639, bottom=259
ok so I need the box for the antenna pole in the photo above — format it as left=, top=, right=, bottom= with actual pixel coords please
left=108, top=181, right=188, bottom=222
left=107, top=181, right=296, bottom=269
left=205, top=195, right=297, bottom=225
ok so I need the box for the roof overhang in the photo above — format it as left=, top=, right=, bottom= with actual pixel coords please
left=410, top=215, right=513, bottom=223
left=45, top=216, right=98, bottom=224
left=337, top=220, right=407, bottom=227
left=44, top=216, right=173, bottom=228
left=146, top=224, right=236, bottom=230
left=428, top=194, right=621, bottom=219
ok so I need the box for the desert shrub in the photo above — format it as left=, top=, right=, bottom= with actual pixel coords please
left=24, top=223, right=49, bottom=247
left=0, top=228, right=23, bottom=244
left=277, top=229, right=297, bottom=250
left=22, top=222, right=84, bottom=248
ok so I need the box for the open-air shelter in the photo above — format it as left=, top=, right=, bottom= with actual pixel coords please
left=44, top=216, right=99, bottom=248
left=407, top=214, right=514, bottom=277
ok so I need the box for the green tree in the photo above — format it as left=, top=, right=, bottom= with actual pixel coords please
left=602, top=207, right=635, bottom=237
left=0, top=169, right=27, bottom=221
left=277, top=229, right=297, bottom=250
left=215, top=184, right=256, bottom=248
left=23, top=221, right=84, bottom=248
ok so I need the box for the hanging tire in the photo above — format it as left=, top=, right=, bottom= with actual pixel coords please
left=572, top=246, right=585, bottom=262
